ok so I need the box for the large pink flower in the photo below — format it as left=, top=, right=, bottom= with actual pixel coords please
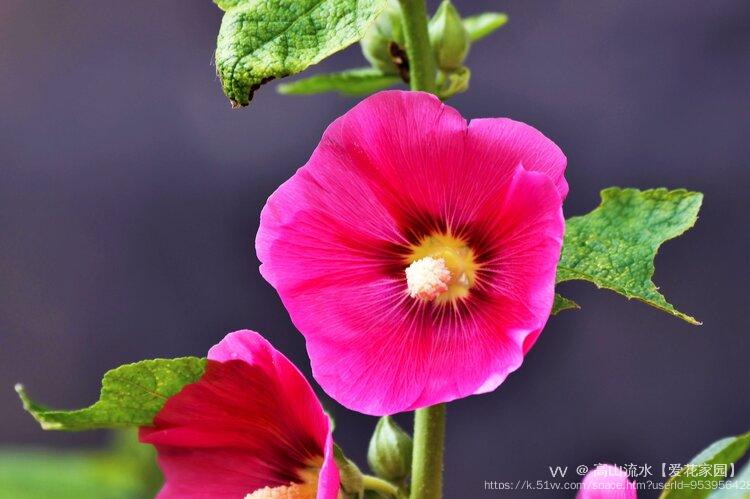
left=257, top=90, right=566, bottom=415
left=139, top=330, right=339, bottom=499
left=577, top=464, right=637, bottom=499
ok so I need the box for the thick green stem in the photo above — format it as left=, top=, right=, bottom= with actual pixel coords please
left=410, top=403, right=446, bottom=499
left=397, top=0, right=436, bottom=93
left=398, top=3, right=443, bottom=498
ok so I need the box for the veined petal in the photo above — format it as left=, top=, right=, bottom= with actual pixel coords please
left=467, top=117, right=568, bottom=200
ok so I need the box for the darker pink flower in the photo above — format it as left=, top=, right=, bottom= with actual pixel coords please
left=257, top=90, right=566, bottom=415
left=139, top=330, right=339, bottom=499
left=577, top=464, right=637, bottom=499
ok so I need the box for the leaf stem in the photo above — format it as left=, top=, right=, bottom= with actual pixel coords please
left=397, top=0, right=436, bottom=93
left=363, top=474, right=402, bottom=497
left=410, top=403, right=446, bottom=499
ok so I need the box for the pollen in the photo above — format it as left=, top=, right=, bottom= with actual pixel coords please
left=406, top=256, right=452, bottom=300
left=406, top=233, right=478, bottom=303
left=245, top=462, right=323, bottom=499
left=245, top=481, right=318, bottom=499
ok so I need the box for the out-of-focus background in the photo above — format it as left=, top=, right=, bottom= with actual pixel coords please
left=1, top=0, right=748, bottom=497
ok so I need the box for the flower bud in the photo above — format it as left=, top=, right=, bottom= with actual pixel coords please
left=367, top=416, right=413, bottom=481
left=429, top=0, right=470, bottom=71
left=360, top=0, right=405, bottom=75
left=334, top=444, right=364, bottom=496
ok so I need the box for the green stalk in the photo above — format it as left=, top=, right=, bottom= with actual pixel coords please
left=410, top=403, right=446, bottom=499
left=363, top=474, right=402, bottom=497
left=397, top=0, right=437, bottom=93
left=397, top=3, right=444, bottom=498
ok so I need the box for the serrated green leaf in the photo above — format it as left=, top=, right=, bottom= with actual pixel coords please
left=17, top=357, right=206, bottom=431
left=557, top=188, right=702, bottom=324
left=551, top=293, right=579, bottom=315
left=215, top=0, right=387, bottom=107
left=660, top=432, right=750, bottom=499
left=278, top=67, right=400, bottom=96
left=463, top=12, right=508, bottom=42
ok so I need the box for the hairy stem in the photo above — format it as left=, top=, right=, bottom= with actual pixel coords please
left=397, top=0, right=436, bottom=93
left=398, top=2, right=444, bottom=498
left=410, top=403, right=446, bottom=499
left=395, top=2, right=445, bottom=497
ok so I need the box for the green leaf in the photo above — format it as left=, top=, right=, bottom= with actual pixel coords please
left=0, top=450, right=140, bottom=499
left=0, top=431, right=160, bottom=499
left=660, top=431, right=750, bottom=499
left=215, top=0, right=387, bottom=107
left=17, top=357, right=206, bottom=431
left=278, top=67, right=400, bottom=96
left=463, top=12, right=508, bottom=42
left=213, top=0, right=243, bottom=11
left=709, top=459, right=750, bottom=498
left=551, top=293, right=579, bottom=315
left=557, top=188, right=703, bottom=324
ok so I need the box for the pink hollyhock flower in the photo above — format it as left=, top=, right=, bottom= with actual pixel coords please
left=257, top=90, right=566, bottom=415
left=577, top=464, right=637, bottom=499
left=139, top=330, right=339, bottom=499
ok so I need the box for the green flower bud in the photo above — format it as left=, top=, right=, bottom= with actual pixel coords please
left=360, top=0, right=405, bottom=75
left=367, top=416, right=413, bottom=481
left=334, top=444, right=364, bottom=497
left=429, top=0, right=470, bottom=71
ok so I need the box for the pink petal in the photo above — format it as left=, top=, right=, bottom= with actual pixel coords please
left=139, top=331, right=339, bottom=499
left=577, top=464, right=637, bottom=499
left=467, top=117, right=568, bottom=200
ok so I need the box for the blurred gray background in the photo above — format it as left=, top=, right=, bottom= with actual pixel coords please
left=1, top=0, right=749, bottom=497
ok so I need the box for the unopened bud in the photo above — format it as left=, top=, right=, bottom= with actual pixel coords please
left=360, top=0, right=405, bottom=75
left=429, top=0, right=470, bottom=71
left=367, top=416, right=413, bottom=481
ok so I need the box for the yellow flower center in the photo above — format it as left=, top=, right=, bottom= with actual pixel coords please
left=405, top=233, right=478, bottom=304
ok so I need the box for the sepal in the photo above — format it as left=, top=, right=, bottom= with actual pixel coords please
left=436, top=66, right=471, bottom=99
left=334, top=444, right=366, bottom=498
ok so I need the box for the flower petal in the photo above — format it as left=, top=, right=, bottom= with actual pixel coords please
left=577, top=464, right=637, bottom=499
left=467, top=117, right=568, bottom=199
left=139, top=331, right=339, bottom=499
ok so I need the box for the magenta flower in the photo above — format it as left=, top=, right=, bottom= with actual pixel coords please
left=139, top=330, right=339, bottom=499
left=257, top=90, right=566, bottom=415
left=577, top=464, right=637, bottom=499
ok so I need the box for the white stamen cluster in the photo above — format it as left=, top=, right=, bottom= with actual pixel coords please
left=405, top=256, right=452, bottom=301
